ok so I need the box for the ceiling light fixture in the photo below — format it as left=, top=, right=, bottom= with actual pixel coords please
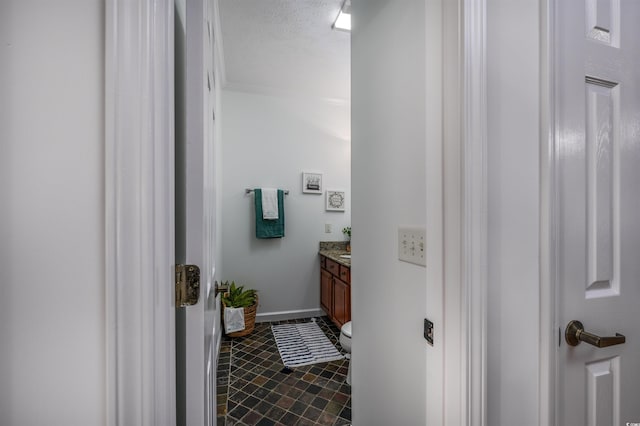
left=332, top=0, right=351, bottom=31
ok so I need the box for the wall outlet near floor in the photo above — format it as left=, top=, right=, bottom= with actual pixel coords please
left=398, top=227, right=426, bottom=266
left=325, top=223, right=333, bottom=233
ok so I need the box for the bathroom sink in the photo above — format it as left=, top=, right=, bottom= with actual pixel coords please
left=339, top=254, right=351, bottom=259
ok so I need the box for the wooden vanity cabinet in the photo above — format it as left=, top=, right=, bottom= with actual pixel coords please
left=320, top=256, right=351, bottom=328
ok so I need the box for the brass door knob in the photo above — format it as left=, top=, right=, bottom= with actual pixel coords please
left=565, top=320, right=625, bottom=348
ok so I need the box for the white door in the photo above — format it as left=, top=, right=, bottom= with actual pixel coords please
left=175, top=0, right=221, bottom=424
left=555, top=1, right=640, bottom=424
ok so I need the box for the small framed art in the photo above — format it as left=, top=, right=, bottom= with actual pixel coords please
left=325, top=190, right=346, bottom=211
left=302, top=172, right=323, bottom=194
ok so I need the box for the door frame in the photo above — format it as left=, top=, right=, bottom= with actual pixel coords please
left=440, top=0, right=489, bottom=424
left=105, top=1, right=176, bottom=425
left=539, top=0, right=556, bottom=424
left=456, top=2, right=555, bottom=425
left=460, top=0, right=488, bottom=424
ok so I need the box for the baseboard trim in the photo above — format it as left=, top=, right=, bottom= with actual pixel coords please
left=256, top=308, right=325, bottom=323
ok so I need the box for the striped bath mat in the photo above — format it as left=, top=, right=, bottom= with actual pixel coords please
left=271, top=322, right=344, bottom=368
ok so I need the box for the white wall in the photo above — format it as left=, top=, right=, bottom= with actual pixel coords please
left=220, top=90, right=351, bottom=318
left=351, top=0, right=432, bottom=424
left=486, top=0, right=540, bottom=424
left=0, top=1, right=106, bottom=425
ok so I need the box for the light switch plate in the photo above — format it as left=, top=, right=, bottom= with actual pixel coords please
left=398, top=227, right=426, bottom=266
left=325, top=223, right=332, bottom=233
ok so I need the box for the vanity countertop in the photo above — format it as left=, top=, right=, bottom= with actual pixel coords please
left=319, top=241, right=351, bottom=267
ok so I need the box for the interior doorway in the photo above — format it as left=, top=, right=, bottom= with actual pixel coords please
left=213, top=1, right=352, bottom=424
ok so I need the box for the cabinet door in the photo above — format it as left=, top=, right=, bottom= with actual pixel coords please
left=333, top=277, right=350, bottom=327
left=321, top=268, right=333, bottom=316
left=339, top=265, right=350, bottom=283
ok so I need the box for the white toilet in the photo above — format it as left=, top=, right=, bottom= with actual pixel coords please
left=339, top=321, right=352, bottom=385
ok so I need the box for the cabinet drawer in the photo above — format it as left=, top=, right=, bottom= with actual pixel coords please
left=325, top=258, right=340, bottom=275
left=339, top=265, right=350, bottom=283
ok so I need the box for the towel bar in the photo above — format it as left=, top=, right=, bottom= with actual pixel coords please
left=245, top=188, right=290, bottom=195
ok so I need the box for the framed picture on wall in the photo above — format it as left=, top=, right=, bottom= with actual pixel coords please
left=325, top=190, right=346, bottom=211
left=302, top=172, right=323, bottom=194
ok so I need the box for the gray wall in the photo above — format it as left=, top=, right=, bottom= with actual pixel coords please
left=220, top=90, right=351, bottom=319
left=351, top=0, right=430, bottom=423
left=0, top=0, right=106, bottom=424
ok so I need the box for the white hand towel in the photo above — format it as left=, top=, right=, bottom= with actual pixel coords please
left=224, top=307, right=245, bottom=333
left=261, top=188, right=279, bottom=220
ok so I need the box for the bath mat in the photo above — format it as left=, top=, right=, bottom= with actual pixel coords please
left=271, top=322, right=344, bottom=368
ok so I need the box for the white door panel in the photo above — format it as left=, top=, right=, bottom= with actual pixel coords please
left=556, top=1, right=640, bottom=425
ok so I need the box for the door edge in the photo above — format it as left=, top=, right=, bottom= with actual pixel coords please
left=539, top=0, right=557, bottom=425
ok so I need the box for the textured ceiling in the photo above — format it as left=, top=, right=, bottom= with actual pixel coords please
left=218, top=0, right=350, bottom=102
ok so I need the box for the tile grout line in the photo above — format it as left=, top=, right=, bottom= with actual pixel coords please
left=219, top=317, right=351, bottom=425
left=224, top=338, right=233, bottom=418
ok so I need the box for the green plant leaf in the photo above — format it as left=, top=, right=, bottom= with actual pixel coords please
left=221, top=281, right=257, bottom=308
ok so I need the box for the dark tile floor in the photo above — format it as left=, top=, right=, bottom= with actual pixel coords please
left=216, top=317, right=351, bottom=426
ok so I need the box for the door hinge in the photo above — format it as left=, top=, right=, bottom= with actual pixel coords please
left=175, top=264, right=200, bottom=307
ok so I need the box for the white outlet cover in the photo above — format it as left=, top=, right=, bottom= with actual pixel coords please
left=398, top=227, right=426, bottom=266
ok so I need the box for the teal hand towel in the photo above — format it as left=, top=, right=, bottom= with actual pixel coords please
left=255, top=188, right=285, bottom=238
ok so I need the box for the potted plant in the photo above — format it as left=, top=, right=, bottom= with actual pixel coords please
left=221, top=281, right=258, bottom=337
left=342, top=226, right=351, bottom=253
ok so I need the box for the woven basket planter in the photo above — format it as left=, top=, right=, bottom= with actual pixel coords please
left=223, top=295, right=258, bottom=338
